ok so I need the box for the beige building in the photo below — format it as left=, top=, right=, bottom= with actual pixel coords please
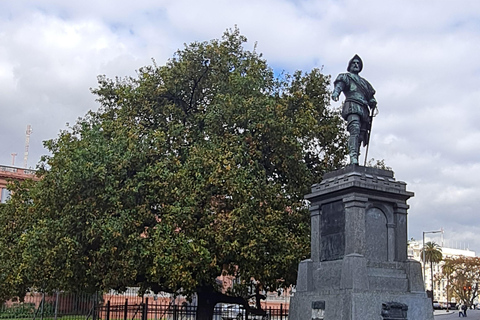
left=408, top=239, right=476, bottom=303
left=0, top=164, right=37, bottom=203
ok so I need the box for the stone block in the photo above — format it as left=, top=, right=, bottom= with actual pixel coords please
left=340, top=253, right=368, bottom=290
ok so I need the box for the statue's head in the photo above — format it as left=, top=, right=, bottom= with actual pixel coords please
left=347, top=54, right=363, bottom=74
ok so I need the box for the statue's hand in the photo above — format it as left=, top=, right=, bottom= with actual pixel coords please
left=332, top=92, right=339, bottom=101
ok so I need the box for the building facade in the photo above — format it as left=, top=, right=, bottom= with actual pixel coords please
left=408, top=239, right=476, bottom=303
left=0, top=164, right=37, bottom=203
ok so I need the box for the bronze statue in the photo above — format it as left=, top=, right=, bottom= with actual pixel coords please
left=332, top=55, right=377, bottom=165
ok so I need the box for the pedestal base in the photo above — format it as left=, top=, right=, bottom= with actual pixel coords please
left=290, top=289, right=433, bottom=320
left=290, top=166, right=433, bottom=319
left=290, top=255, right=433, bottom=319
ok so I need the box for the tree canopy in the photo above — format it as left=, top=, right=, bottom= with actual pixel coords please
left=439, top=257, right=480, bottom=306
left=0, top=28, right=347, bottom=318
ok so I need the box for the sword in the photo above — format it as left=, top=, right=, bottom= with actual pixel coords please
left=363, top=106, right=377, bottom=166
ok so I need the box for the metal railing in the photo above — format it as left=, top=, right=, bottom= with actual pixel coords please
left=1, top=291, right=288, bottom=320
left=96, top=300, right=288, bottom=320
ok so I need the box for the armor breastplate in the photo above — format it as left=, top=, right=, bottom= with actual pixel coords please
left=343, top=88, right=369, bottom=106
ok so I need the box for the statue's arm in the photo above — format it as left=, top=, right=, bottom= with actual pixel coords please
left=332, top=76, right=346, bottom=102
left=365, top=82, right=377, bottom=109
left=369, top=97, right=377, bottom=109
left=368, top=88, right=377, bottom=109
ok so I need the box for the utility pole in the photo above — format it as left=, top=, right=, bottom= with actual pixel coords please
left=11, top=153, right=17, bottom=166
left=23, top=125, right=32, bottom=168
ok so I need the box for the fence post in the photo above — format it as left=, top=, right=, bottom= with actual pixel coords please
left=92, top=294, right=97, bottom=320
left=54, top=291, right=59, bottom=320
left=106, top=300, right=111, bottom=320
left=40, top=292, right=45, bottom=320
left=124, top=298, right=128, bottom=320
left=154, top=299, right=158, bottom=320
left=280, top=304, right=282, bottom=320
left=173, top=304, right=178, bottom=320
left=142, top=298, right=149, bottom=320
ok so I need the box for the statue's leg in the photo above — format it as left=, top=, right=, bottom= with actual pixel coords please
left=360, top=128, right=367, bottom=146
left=347, top=114, right=361, bottom=165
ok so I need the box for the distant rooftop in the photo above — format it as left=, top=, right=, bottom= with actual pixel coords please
left=408, top=239, right=476, bottom=258
left=0, top=164, right=36, bottom=180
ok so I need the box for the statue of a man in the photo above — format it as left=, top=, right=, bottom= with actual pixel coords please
left=332, top=55, right=377, bottom=165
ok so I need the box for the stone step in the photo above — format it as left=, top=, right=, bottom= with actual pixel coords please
left=368, top=276, right=409, bottom=292
left=368, top=267, right=407, bottom=278
left=368, top=267, right=408, bottom=292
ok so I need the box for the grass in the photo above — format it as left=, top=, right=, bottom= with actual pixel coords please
left=0, top=317, right=88, bottom=320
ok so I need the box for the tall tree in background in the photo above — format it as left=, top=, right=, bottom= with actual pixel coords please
left=439, top=257, right=480, bottom=307
left=0, top=28, right=347, bottom=319
left=440, top=259, right=454, bottom=310
left=421, top=241, right=442, bottom=298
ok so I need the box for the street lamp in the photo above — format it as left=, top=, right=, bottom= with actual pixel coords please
left=422, top=230, right=443, bottom=287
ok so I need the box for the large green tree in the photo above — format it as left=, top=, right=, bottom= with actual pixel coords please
left=0, top=179, right=38, bottom=302
left=0, top=28, right=347, bottom=319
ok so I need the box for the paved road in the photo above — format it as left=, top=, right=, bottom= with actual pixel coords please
left=434, top=309, right=480, bottom=318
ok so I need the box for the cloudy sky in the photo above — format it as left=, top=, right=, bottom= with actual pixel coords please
left=1, top=0, right=479, bottom=254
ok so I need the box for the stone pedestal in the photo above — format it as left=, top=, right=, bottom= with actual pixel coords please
left=289, top=165, right=433, bottom=320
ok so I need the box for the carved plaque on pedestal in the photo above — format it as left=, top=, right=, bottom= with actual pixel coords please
left=381, top=302, right=408, bottom=320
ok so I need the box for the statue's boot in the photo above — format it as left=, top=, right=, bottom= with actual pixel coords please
left=348, top=135, right=360, bottom=165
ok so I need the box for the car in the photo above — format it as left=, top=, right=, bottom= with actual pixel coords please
left=432, top=301, right=441, bottom=310
left=222, top=304, right=244, bottom=320
left=447, top=302, right=457, bottom=310
left=221, top=304, right=270, bottom=320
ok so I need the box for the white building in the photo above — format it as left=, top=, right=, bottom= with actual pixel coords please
left=408, top=239, right=476, bottom=303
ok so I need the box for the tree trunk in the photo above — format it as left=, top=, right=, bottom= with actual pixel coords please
left=196, top=286, right=249, bottom=320
left=446, top=278, right=449, bottom=311
left=430, top=261, right=434, bottom=298
left=196, top=289, right=216, bottom=320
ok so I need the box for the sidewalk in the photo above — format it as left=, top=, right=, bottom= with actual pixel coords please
left=434, top=309, right=480, bottom=318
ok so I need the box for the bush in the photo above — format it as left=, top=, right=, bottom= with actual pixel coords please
left=0, top=303, right=35, bottom=318
left=0, top=301, right=56, bottom=319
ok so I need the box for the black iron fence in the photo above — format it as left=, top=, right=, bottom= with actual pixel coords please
left=97, top=299, right=197, bottom=320
left=1, top=292, right=289, bottom=320
left=96, top=299, right=288, bottom=320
